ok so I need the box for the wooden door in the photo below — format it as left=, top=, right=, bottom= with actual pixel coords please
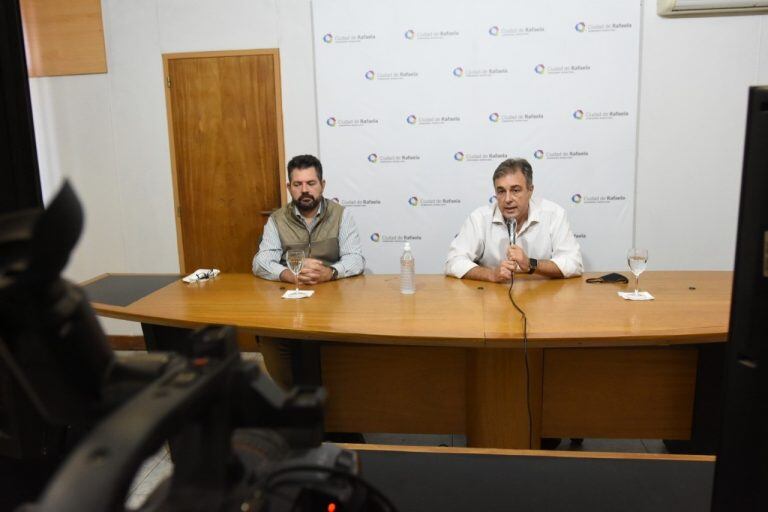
left=164, top=50, right=285, bottom=274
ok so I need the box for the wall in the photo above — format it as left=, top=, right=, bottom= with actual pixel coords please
left=28, top=1, right=768, bottom=334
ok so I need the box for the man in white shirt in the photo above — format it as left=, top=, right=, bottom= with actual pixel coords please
left=445, top=158, right=583, bottom=281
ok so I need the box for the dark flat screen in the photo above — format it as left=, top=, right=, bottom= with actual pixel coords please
left=358, top=450, right=713, bottom=512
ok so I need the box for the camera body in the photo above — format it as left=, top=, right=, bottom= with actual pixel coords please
left=0, top=183, right=391, bottom=512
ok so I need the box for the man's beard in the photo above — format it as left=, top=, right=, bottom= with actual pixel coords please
left=295, top=193, right=321, bottom=212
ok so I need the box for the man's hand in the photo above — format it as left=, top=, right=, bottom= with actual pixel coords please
left=506, top=244, right=530, bottom=273
left=492, top=260, right=518, bottom=283
left=298, top=258, right=334, bottom=285
left=464, top=261, right=517, bottom=283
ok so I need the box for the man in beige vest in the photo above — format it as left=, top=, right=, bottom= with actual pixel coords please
left=253, top=154, right=365, bottom=389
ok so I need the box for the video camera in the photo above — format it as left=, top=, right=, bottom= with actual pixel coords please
left=0, top=182, right=395, bottom=512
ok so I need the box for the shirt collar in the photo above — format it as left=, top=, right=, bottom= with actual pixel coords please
left=527, top=196, right=541, bottom=224
left=491, top=197, right=540, bottom=227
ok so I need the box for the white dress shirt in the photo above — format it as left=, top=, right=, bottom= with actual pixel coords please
left=445, top=197, right=583, bottom=278
left=252, top=202, right=365, bottom=281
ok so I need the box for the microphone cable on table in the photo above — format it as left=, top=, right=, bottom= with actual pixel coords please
left=508, top=272, right=532, bottom=450
left=506, top=216, right=532, bottom=449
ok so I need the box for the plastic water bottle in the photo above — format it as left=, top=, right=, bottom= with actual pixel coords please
left=400, top=242, right=415, bottom=294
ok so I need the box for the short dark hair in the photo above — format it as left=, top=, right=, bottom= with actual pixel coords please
left=287, top=154, right=323, bottom=181
left=492, top=158, right=533, bottom=188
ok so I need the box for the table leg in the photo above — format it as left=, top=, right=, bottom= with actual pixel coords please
left=466, top=348, right=543, bottom=449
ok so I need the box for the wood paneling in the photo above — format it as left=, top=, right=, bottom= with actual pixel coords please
left=541, top=347, right=698, bottom=439
left=107, top=335, right=145, bottom=351
left=164, top=50, right=284, bottom=273
left=20, top=0, right=107, bottom=77
left=323, top=345, right=466, bottom=433
left=467, top=348, right=543, bottom=448
left=107, top=332, right=257, bottom=352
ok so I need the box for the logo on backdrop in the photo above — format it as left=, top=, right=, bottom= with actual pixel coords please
left=369, top=233, right=423, bottom=243
left=572, top=109, right=629, bottom=121
left=452, top=66, right=509, bottom=78
left=325, top=116, right=379, bottom=128
left=332, top=198, right=382, bottom=208
left=534, top=63, right=591, bottom=75
left=403, top=29, right=460, bottom=40
left=367, top=153, right=421, bottom=164
left=364, top=69, right=418, bottom=81
left=574, top=21, right=633, bottom=33
left=570, top=193, right=627, bottom=204
left=408, top=196, right=461, bottom=207
left=489, top=111, right=544, bottom=123
left=535, top=149, right=589, bottom=160
left=454, top=151, right=509, bottom=162
left=406, top=114, right=461, bottom=126
left=321, top=32, right=376, bottom=44
left=574, top=233, right=587, bottom=239
left=487, top=24, right=545, bottom=37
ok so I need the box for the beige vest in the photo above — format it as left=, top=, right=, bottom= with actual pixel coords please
left=273, top=199, right=343, bottom=266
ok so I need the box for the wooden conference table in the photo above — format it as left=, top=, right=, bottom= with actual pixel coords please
left=85, top=271, right=731, bottom=451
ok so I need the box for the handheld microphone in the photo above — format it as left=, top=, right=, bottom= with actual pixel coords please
left=506, top=217, right=517, bottom=246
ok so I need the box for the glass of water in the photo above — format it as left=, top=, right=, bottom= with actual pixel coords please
left=627, top=248, right=648, bottom=298
left=285, top=249, right=305, bottom=298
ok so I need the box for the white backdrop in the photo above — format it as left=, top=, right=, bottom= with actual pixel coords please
left=313, top=0, right=640, bottom=274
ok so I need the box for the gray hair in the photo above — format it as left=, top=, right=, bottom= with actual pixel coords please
left=492, top=158, right=533, bottom=189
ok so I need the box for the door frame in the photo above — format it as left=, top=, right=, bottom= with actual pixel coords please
left=162, top=49, right=286, bottom=273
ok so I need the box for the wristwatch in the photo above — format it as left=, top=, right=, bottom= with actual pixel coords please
left=330, top=267, right=339, bottom=280
left=527, top=258, right=538, bottom=274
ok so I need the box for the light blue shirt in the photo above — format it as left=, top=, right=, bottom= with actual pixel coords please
left=252, top=202, right=365, bottom=281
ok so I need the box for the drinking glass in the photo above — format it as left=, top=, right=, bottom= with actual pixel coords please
left=627, top=248, right=648, bottom=298
left=285, top=249, right=305, bottom=298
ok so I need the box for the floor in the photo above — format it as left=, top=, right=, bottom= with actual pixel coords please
left=119, top=350, right=671, bottom=508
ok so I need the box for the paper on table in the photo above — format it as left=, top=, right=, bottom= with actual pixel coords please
left=618, top=291, right=655, bottom=301
left=182, top=268, right=220, bottom=283
left=282, top=290, right=315, bottom=299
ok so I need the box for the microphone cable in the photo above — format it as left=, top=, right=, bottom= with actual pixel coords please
left=508, top=273, right=532, bottom=449
left=507, top=219, right=532, bottom=449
